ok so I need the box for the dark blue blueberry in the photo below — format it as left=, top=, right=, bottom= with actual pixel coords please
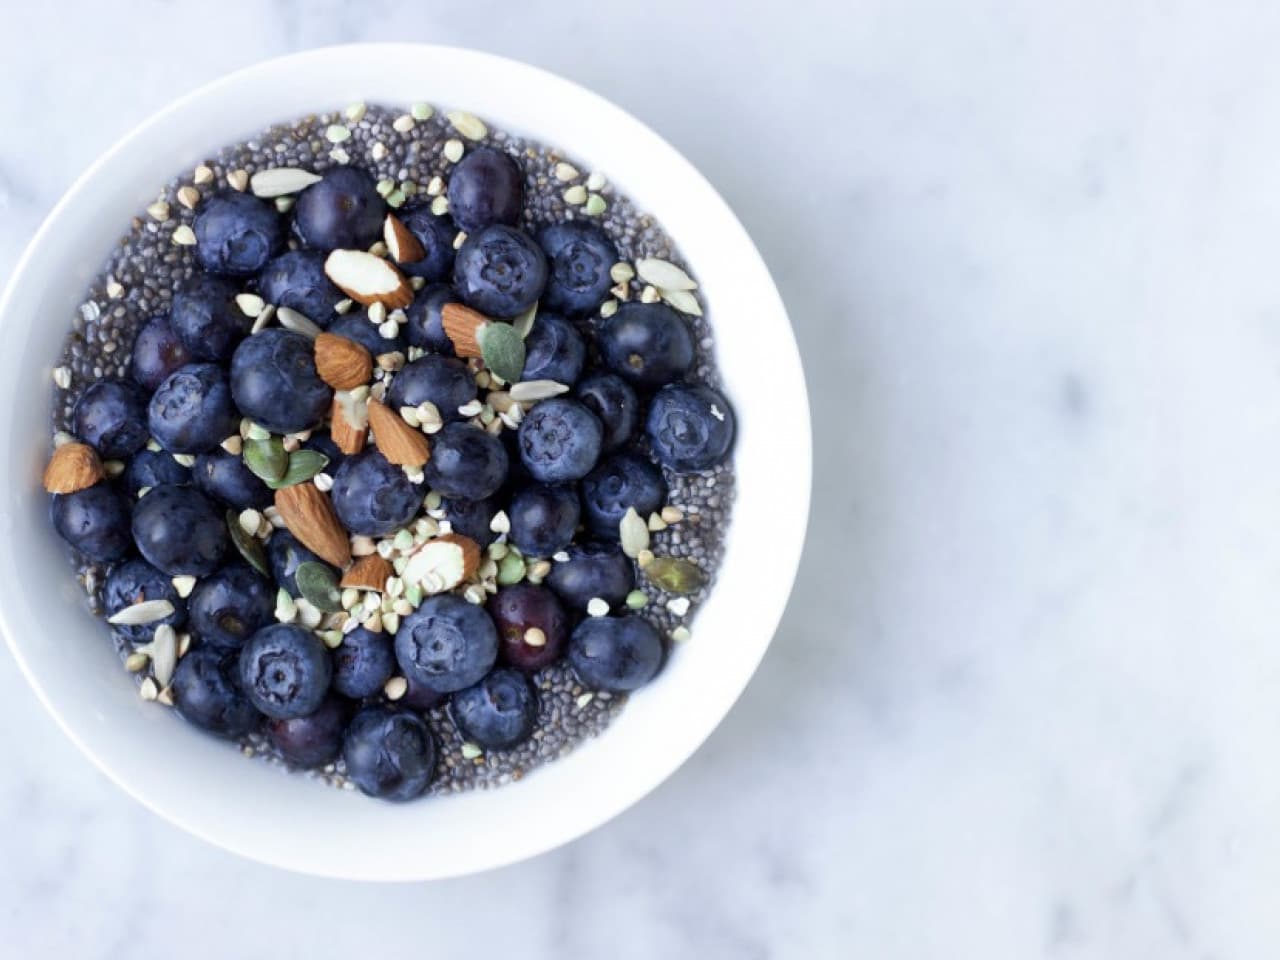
left=302, top=432, right=345, bottom=472
left=546, top=541, right=635, bottom=611
left=293, top=167, right=386, bottom=251
left=400, top=675, right=446, bottom=711
left=489, top=583, right=569, bottom=672
left=508, top=483, right=579, bottom=557
left=422, top=423, right=509, bottom=501
left=440, top=496, right=498, bottom=548
left=72, top=380, right=149, bottom=459
left=102, top=559, right=187, bottom=645
left=521, top=312, right=585, bottom=385
left=517, top=397, right=602, bottom=482
left=331, top=627, right=396, bottom=699
left=267, top=529, right=333, bottom=597
left=451, top=668, right=537, bottom=749
left=330, top=449, right=420, bottom=537
left=267, top=695, right=351, bottom=767
left=148, top=362, right=239, bottom=454
left=188, top=563, right=275, bottom=648
left=238, top=623, right=332, bottom=720
left=568, top=615, right=663, bottom=692
left=172, top=647, right=261, bottom=738
left=537, top=221, right=618, bottom=315
left=394, top=594, right=498, bottom=693
left=385, top=354, right=476, bottom=422
left=257, top=249, right=344, bottom=327
left=575, top=371, right=638, bottom=452
left=453, top=224, right=547, bottom=318
left=192, top=450, right=271, bottom=509
left=229, top=328, right=332, bottom=434
left=446, top=147, right=523, bottom=234
left=130, top=316, right=191, bottom=391
left=646, top=383, right=735, bottom=473
left=193, top=191, right=283, bottom=277
left=394, top=203, right=457, bottom=281
left=131, top=484, right=228, bottom=576
left=598, top=302, right=694, bottom=390
left=50, top=485, right=132, bottom=562
left=581, top=453, right=667, bottom=538
left=343, top=707, right=436, bottom=801
left=170, top=274, right=252, bottom=362
left=402, top=283, right=456, bottom=354
left=327, top=312, right=406, bottom=357
left=122, top=449, right=191, bottom=498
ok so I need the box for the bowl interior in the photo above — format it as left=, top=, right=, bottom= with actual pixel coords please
left=0, top=44, right=810, bottom=881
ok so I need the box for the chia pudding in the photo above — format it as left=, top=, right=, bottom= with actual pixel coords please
left=43, top=102, right=735, bottom=800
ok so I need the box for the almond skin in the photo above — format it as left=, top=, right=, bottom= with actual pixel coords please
left=329, top=395, right=367, bottom=455
left=274, top=483, right=351, bottom=569
left=42, top=442, right=105, bottom=494
left=434, top=532, right=481, bottom=580
left=341, top=554, right=393, bottom=591
left=314, top=333, right=373, bottom=390
left=367, top=399, right=430, bottom=467
left=441, top=302, right=488, bottom=358
left=384, top=214, right=426, bottom=264
left=323, top=249, right=413, bottom=309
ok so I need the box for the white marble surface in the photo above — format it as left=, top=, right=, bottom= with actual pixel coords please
left=4, top=0, right=1280, bottom=955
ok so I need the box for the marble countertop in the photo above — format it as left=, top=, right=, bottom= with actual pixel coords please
left=5, top=1, right=1278, bottom=956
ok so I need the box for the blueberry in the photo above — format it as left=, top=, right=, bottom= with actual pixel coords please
left=302, top=432, right=345, bottom=472
left=131, top=484, right=228, bottom=576
left=50, top=485, right=132, bottom=562
left=517, top=397, right=602, bottom=482
left=327, top=312, right=406, bottom=357
left=229, top=328, right=332, bottom=434
left=102, top=559, right=187, bottom=645
left=342, top=706, right=436, bottom=801
left=575, top=372, right=638, bottom=452
left=267, top=529, right=333, bottom=597
left=439, top=496, right=498, bottom=548
left=521, top=312, right=586, bottom=385
left=330, top=449, right=420, bottom=537
left=267, top=695, right=351, bottom=767
left=581, top=453, right=666, bottom=538
left=72, top=380, right=149, bottom=459
left=598, top=302, right=694, bottom=389
left=192, top=450, right=271, bottom=509
left=394, top=594, right=498, bottom=693
left=508, top=483, right=579, bottom=557
left=172, top=647, right=261, bottom=738
left=400, top=675, right=446, bottom=711
left=293, top=167, right=386, bottom=251
left=148, top=363, right=239, bottom=454
left=546, top=541, right=635, bottom=611
left=453, top=224, right=547, bottom=318
left=422, top=423, right=509, bottom=501
left=122, top=449, right=191, bottom=498
left=130, top=316, right=191, bottom=391
left=451, top=668, right=537, bottom=749
left=568, top=615, right=663, bottom=692
left=403, top=283, right=457, bottom=354
left=537, top=221, right=618, bottom=315
left=257, top=250, right=344, bottom=327
left=239, top=623, right=332, bottom=720
left=489, top=583, right=570, bottom=672
left=188, top=563, right=275, bottom=648
left=446, top=147, right=524, bottom=233
left=394, top=203, right=457, bottom=281
left=385, top=354, right=476, bottom=422
left=170, top=274, right=252, bottom=362
left=331, top=626, right=396, bottom=699
left=193, top=191, right=283, bottom=277
left=646, top=383, right=736, bottom=472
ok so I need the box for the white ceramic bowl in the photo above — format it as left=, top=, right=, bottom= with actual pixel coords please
left=0, top=44, right=810, bottom=880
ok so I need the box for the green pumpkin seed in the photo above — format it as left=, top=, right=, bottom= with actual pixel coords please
left=243, top=437, right=287, bottom=483
left=479, top=322, right=525, bottom=384
left=295, top=561, right=342, bottom=612
left=265, top=450, right=329, bottom=489
left=496, top=551, right=526, bottom=585
left=226, top=509, right=270, bottom=577
left=643, top=557, right=706, bottom=594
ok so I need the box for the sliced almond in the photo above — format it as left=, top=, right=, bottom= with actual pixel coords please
left=323, top=249, right=412, bottom=308
left=314, top=333, right=372, bottom=390
left=367, top=399, right=430, bottom=467
left=402, top=533, right=480, bottom=594
left=274, top=483, right=351, bottom=569
left=440, top=302, right=489, bottom=358
left=43, top=442, right=104, bottom=494
left=383, top=214, right=426, bottom=264
left=341, top=554, right=393, bottom=591
left=329, top=394, right=367, bottom=455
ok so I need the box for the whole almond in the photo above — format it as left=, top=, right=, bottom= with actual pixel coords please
left=314, top=333, right=372, bottom=390
left=43, top=442, right=104, bottom=494
left=274, top=483, right=351, bottom=568
left=341, top=554, right=394, bottom=591
left=367, top=399, right=430, bottom=467
left=384, top=214, right=426, bottom=264
left=329, top=395, right=367, bottom=455
left=441, top=302, right=488, bottom=358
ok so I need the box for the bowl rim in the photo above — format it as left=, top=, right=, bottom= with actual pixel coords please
left=0, top=42, right=811, bottom=880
